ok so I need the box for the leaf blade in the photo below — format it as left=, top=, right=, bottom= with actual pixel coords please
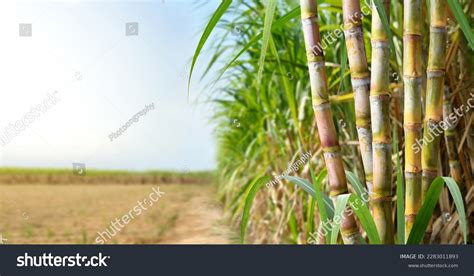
left=188, top=0, right=232, bottom=95
left=240, top=176, right=271, bottom=243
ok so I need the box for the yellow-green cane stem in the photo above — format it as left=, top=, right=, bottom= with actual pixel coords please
left=369, top=0, right=394, bottom=244
left=343, top=0, right=373, bottom=193
left=420, top=0, right=447, bottom=243
left=403, top=0, right=423, bottom=240
left=421, top=0, right=447, bottom=201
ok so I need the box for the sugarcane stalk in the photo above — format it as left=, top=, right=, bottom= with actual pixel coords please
left=369, top=0, right=394, bottom=244
left=421, top=0, right=447, bottom=200
left=403, top=0, right=423, bottom=240
left=300, top=0, right=361, bottom=244
left=342, top=0, right=373, bottom=193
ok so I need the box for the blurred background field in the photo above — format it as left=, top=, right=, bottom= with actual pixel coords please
left=0, top=169, right=234, bottom=244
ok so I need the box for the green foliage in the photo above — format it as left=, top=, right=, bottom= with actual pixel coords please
left=240, top=176, right=270, bottom=243
left=407, top=177, right=468, bottom=244
left=448, top=0, right=474, bottom=50
left=192, top=0, right=471, bottom=244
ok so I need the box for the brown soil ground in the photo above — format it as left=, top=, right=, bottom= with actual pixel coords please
left=0, top=183, right=234, bottom=244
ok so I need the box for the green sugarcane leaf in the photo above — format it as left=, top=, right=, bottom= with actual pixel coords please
left=310, top=168, right=332, bottom=243
left=285, top=171, right=335, bottom=244
left=306, top=190, right=316, bottom=237
left=257, top=0, right=278, bottom=84
left=188, top=0, right=232, bottom=95
left=216, top=7, right=300, bottom=82
left=330, top=194, right=381, bottom=244
left=240, top=176, right=271, bottom=243
left=347, top=194, right=382, bottom=244
left=285, top=174, right=334, bottom=216
left=285, top=175, right=316, bottom=197
left=345, top=170, right=367, bottom=206
left=289, top=210, right=299, bottom=243
left=407, top=177, right=468, bottom=244
left=448, top=0, right=474, bottom=50
left=338, top=38, right=348, bottom=93
left=330, top=194, right=351, bottom=244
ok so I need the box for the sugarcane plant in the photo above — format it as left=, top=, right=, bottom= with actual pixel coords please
left=190, top=0, right=473, bottom=245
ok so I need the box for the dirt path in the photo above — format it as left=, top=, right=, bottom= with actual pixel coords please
left=157, top=184, right=235, bottom=244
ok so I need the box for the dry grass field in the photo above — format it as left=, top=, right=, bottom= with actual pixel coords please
left=0, top=182, right=234, bottom=244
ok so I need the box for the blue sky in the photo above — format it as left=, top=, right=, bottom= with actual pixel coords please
left=0, top=0, right=219, bottom=171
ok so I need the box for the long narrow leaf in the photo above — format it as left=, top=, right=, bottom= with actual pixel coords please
left=310, top=168, right=332, bottom=243
left=406, top=177, right=467, bottom=244
left=284, top=175, right=334, bottom=215
left=188, top=0, right=232, bottom=95
left=330, top=194, right=381, bottom=244
left=348, top=194, right=381, bottom=244
left=257, top=0, right=277, bottom=84
left=345, top=170, right=367, bottom=205
left=240, top=176, right=271, bottom=243
left=448, top=0, right=474, bottom=50
left=216, top=7, right=300, bottom=81
left=330, top=194, right=351, bottom=244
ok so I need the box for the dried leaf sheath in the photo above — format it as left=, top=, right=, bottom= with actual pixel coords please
left=300, top=0, right=361, bottom=244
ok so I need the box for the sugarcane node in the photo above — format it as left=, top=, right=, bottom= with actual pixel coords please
left=422, top=169, right=438, bottom=178
left=429, top=26, right=447, bottom=33
left=405, top=214, right=417, bottom=222
left=301, top=16, right=318, bottom=26
left=351, top=76, right=371, bottom=86
left=369, top=196, right=392, bottom=203
left=300, top=8, right=318, bottom=20
left=427, top=70, right=445, bottom=78
left=306, top=53, right=324, bottom=62
left=403, top=33, right=422, bottom=40
left=373, top=140, right=392, bottom=147
left=404, top=122, right=423, bottom=130
left=405, top=171, right=422, bottom=179
left=371, top=41, right=390, bottom=49
left=323, top=145, right=342, bottom=153
left=312, top=102, right=330, bottom=111
left=343, top=23, right=363, bottom=33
